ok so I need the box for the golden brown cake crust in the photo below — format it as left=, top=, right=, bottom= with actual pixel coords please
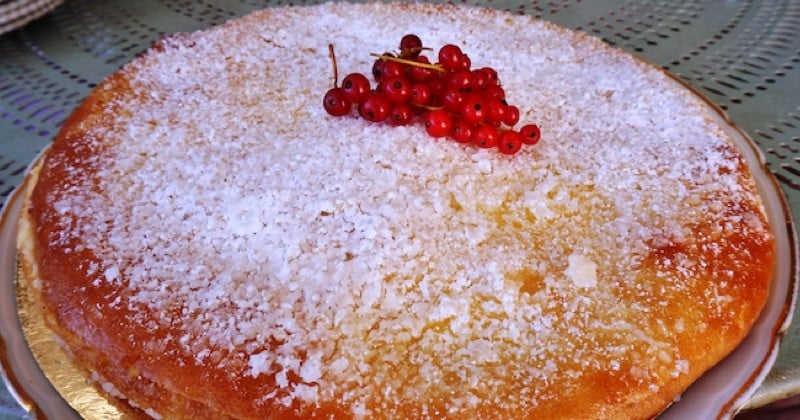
left=19, top=3, right=774, bottom=419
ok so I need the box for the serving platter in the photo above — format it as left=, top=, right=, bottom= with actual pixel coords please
left=0, top=74, right=797, bottom=419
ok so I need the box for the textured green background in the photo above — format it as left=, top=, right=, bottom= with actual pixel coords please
left=1, top=0, right=798, bottom=418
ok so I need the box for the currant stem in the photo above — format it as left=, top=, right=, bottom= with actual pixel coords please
left=328, top=43, right=339, bottom=87
left=416, top=104, right=444, bottom=111
left=400, top=46, right=432, bottom=57
left=370, top=53, right=445, bottom=72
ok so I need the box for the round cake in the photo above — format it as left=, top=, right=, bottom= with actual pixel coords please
left=16, top=2, right=775, bottom=419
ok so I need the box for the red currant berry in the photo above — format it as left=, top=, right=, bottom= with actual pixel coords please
left=472, top=125, right=499, bottom=148
left=484, top=85, right=506, bottom=101
left=323, top=87, right=351, bottom=117
left=358, top=92, right=391, bottom=122
left=410, top=82, right=432, bottom=107
left=424, top=109, right=453, bottom=138
left=449, top=118, right=475, bottom=143
left=503, top=105, right=520, bottom=126
left=442, top=87, right=465, bottom=113
left=382, top=76, right=412, bottom=104
left=438, top=44, right=464, bottom=71
left=470, top=69, right=489, bottom=91
left=480, top=67, right=499, bottom=86
left=427, top=78, right=446, bottom=103
left=373, top=57, right=405, bottom=83
left=380, top=60, right=406, bottom=80
left=341, top=73, right=371, bottom=103
left=520, top=124, right=541, bottom=145
left=485, top=98, right=507, bottom=126
left=498, top=130, right=523, bottom=154
left=389, top=103, right=414, bottom=126
left=409, top=55, right=435, bottom=82
left=446, top=69, right=472, bottom=92
left=399, top=34, right=423, bottom=58
left=461, top=95, right=487, bottom=124
left=459, top=54, right=471, bottom=71
left=372, top=57, right=386, bottom=81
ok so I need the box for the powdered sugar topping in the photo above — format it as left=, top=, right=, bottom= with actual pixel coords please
left=42, top=3, right=772, bottom=417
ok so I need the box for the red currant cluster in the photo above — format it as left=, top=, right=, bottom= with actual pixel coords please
left=323, top=34, right=541, bottom=155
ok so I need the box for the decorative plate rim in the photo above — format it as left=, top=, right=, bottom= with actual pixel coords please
left=654, top=73, right=799, bottom=419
